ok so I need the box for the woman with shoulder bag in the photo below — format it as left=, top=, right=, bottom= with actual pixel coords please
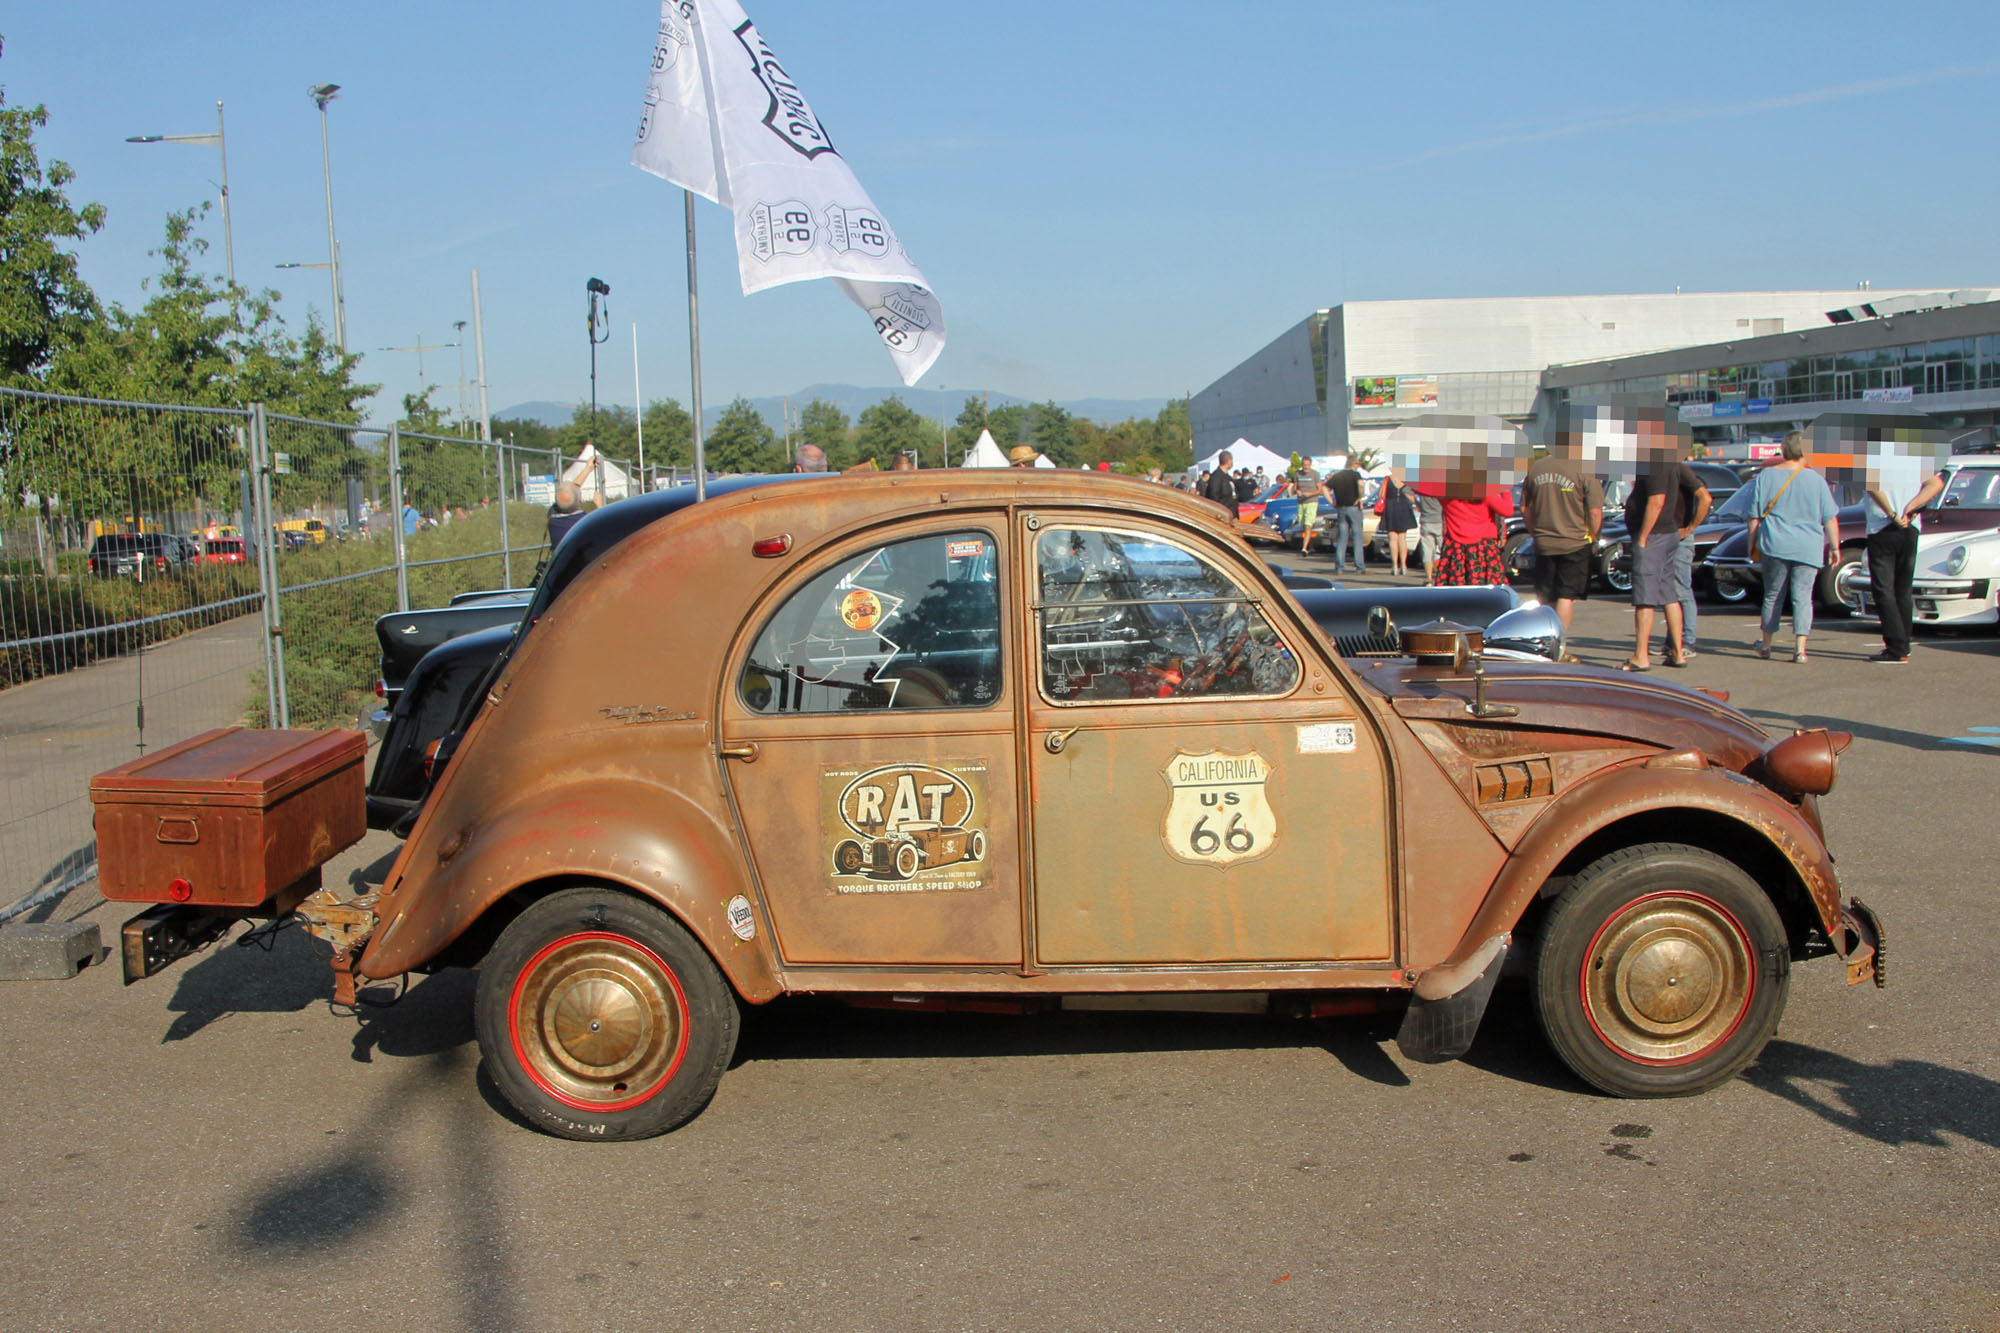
left=1745, top=432, right=1840, bottom=663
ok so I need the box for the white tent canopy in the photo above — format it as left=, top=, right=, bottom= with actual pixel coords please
left=1191, top=438, right=1290, bottom=478
left=562, top=444, right=634, bottom=504
left=959, top=428, right=1009, bottom=468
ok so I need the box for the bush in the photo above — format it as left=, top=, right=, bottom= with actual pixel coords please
left=0, top=560, right=260, bottom=688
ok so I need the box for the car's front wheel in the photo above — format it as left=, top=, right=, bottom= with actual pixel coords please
left=1601, top=543, right=1634, bottom=594
left=1818, top=548, right=1863, bottom=614
left=1712, top=575, right=1750, bottom=605
left=1532, top=843, right=1787, bottom=1098
left=475, top=888, right=738, bottom=1141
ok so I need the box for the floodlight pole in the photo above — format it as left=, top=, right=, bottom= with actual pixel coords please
left=310, top=84, right=348, bottom=352
left=124, top=101, right=235, bottom=295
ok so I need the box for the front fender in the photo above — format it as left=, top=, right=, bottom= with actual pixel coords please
left=1441, top=763, right=1844, bottom=970
left=356, top=779, right=780, bottom=1002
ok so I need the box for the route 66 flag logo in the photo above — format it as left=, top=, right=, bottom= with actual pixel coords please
left=632, top=0, right=946, bottom=385
left=1161, top=751, right=1279, bottom=868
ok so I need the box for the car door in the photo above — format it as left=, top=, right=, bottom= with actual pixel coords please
left=722, top=523, right=1024, bottom=967
left=1020, top=515, right=1395, bottom=967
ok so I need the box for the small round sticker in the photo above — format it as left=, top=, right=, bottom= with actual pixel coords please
left=839, top=588, right=883, bottom=631
left=726, top=895, right=756, bottom=941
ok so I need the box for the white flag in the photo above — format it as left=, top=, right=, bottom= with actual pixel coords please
left=633, top=0, right=945, bottom=386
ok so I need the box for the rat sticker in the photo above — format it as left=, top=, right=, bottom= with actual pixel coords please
left=822, top=761, right=990, bottom=894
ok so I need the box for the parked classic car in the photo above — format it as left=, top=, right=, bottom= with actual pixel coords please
left=1843, top=456, right=2000, bottom=627
left=1708, top=455, right=1996, bottom=612
left=196, top=469, right=1888, bottom=1142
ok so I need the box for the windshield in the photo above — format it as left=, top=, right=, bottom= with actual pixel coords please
left=1939, top=466, right=2000, bottom=511
left=1713, top=484, right=1759, bottom=521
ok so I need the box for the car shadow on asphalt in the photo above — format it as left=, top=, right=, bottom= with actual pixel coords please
left=1742, top=1039, right=2000, bottom=1151
left=729, top=996, right=1429, bottom=1087
left=1739, top=707, right=2000, bottom=756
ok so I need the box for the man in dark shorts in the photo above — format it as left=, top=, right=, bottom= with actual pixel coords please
left=1523, top=450, right=1604, bottom=651
left=1622, top=450, right=1687, bottom=670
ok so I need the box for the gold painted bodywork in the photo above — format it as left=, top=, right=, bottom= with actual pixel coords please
left=356, top=473, right=1857, bottom=1000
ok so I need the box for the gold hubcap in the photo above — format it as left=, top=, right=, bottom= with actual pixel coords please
left=1583, top=893, right=1753, bottom=1064
left=514, top=935, right=686, bottom=1108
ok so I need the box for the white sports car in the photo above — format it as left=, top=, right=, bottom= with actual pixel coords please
left=1848, top=527, right=2000, bottom=628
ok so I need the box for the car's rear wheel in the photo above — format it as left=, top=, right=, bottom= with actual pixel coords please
left=475, top=887, right=737, bottom=1141
left=1533, top=843, right=1787, bottom=1098
left=967, top=830, right=986, bottom=862
left=1713, top=576, right=1749, bottom=605
left=1499, top=532, right=1528, bottom=580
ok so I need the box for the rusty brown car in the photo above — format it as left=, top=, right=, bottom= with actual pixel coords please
left=96, top=472, right=1883, bottom=1141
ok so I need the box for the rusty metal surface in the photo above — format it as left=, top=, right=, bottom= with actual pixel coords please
left=356, top=471, right=1849, bottom=1009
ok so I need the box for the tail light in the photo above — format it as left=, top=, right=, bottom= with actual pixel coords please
left=374, top=679, right=386, bottom=698
left=422, top=738, right=443, bottom=781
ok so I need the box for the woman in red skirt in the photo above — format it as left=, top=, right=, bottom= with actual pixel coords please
left=1414, top=480, right=1514, bottom=586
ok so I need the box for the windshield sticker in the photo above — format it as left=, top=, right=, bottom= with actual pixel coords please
left=1162, top=750, right=1278, bottom=867
left=823, top=761, right=990, bottom=894
left=946, top=539, right=986, bottom=559
left=726, top=895, right=757, bottom=941
left=1296, top=721, right=1357, bottom=754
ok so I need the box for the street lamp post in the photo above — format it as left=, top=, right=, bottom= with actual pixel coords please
left=126, top=101, right=235, bottom=292
left=937, top=384, right=949, bottom=467
left=309, top=84, right=347, bottom=352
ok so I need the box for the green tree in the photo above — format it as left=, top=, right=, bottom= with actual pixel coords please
left=851, top=394, right=938, bottom=469
left=949, top=395, right=988, bottom=457
left=640, top=397, right=694, bottom=471
left=0, top=64, right=103, bottom=382
left=396, top=389, right=492, bottom=513
left=704, top=396, right=780, bottom=472
left=1028, top=401, right=1080, bottom=467
left=795, top=398, right=849, bottom=466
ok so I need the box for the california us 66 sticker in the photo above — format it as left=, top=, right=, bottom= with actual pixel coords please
left=1161, top=750, right=1277, bottom=868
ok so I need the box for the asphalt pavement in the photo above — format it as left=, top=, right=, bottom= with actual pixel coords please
left=0, top=559, right=1994, bottom=1332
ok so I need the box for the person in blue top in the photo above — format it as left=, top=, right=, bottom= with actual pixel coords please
left=1745, top=432, right=1841, bottom=664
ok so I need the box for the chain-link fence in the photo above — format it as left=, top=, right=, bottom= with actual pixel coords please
left=0, top=386, right=264, bottom=922
left=0, top=389, right=572, bottom=921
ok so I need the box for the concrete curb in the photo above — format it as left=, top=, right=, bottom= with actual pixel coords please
left=0, top=920, right=102, bottom=980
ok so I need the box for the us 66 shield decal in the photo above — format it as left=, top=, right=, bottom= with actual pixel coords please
left=1162, top=751, right=1277, bottom=867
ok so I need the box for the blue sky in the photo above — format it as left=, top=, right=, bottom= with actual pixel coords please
left=8, top=2, right=1998, bottom=421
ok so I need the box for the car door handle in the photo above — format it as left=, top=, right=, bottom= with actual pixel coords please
left=719, top=741, right=760, bottom=762
left=1044, top=727, right=1079, bottom=754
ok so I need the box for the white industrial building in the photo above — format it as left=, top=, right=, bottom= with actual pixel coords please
left=1191, top=290, right=1979, bottom=462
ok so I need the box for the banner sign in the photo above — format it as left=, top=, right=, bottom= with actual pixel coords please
left=633, top=0, right=945, bottom=385
left=1863, top=386, right=1915, bottom=404
left=1353, top=375, right=1439, bottom=409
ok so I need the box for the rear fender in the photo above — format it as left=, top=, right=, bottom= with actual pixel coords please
left=1440, top=764, right=1843, bottom=970
left=356, top=781, right=780, bottom=1001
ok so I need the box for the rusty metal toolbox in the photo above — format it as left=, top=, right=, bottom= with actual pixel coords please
left=91, top=727, right=367, bottom=908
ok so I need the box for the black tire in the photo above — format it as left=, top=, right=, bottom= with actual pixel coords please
left=1601, top=543, right=1634, bottom=594
left=1532, top=843, right=1787, bottom=1098
left=893, top=842, right=921, bottom=880
left=1713, top=576, right=1749, bottom=605
left=474, top=887, right=738, bottom=1141
left=1499, top=531, right=1528, bottom=580
left=1817, top=548, right=1862, bottom=614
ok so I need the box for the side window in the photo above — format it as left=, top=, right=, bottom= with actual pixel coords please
left=740, top=530, right=1001, bottom=714
left=1035, top=527, right=1299, bottom=703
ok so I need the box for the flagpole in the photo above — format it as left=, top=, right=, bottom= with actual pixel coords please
left=632, top=322, right=646, bottom=491
left=686, top=190, right=706, bottom=502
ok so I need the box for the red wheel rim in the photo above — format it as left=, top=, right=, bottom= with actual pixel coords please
left=1578, top=890, right=1757, bottom=1067
left=508, top=931, right=690, bottom=1112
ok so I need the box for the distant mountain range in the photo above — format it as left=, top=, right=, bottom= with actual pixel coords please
left=496, top=385, right=1169, bottom=433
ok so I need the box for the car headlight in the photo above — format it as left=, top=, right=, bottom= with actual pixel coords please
left=1945, top=545, right=1969, bottom=576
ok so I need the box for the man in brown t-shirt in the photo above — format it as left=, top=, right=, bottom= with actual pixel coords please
left=1523, top=453, right=1605, bottom=640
